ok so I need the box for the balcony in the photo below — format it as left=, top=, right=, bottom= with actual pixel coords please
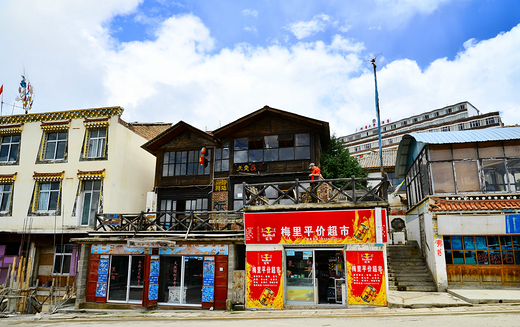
left=242, top=176, right=388, bottom=210
left=92, top=176, right=387, bottom=236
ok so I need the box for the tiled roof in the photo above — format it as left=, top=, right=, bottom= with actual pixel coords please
left=0, top=107, right=123, bottom=125
left=125, top=122, right=172, bottom=140
left=430, top=197, right=520, bottom=212
left=357, top=149, right=397, bottom=169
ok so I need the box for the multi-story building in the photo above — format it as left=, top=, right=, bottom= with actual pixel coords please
left=0, top=107, right=169, bottom=292
left=77, top=106, right=390, bottom=310
left=342, top=101, right=503, bottom=157
left=395, top=127, right=520, bottom=290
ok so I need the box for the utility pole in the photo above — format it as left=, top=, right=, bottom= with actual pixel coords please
left=371, top=58, right=387, bottom=198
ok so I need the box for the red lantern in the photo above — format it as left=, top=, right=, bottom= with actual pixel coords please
left=200, top=147, right=207, bottom=166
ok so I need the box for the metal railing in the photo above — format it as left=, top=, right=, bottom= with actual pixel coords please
left=242, top=176, right=387, bottom=207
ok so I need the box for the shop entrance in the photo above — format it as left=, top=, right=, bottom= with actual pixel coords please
left=157, top=256, right=204, bottom=305
left=107, top=255, right=145, bottom=303
left=285, top=249, right=345, bottom=305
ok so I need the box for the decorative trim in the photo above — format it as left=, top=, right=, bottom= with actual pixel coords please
left=0, top=124, right=23, bottom=135
left=77, top=169, right=105, bottom=180
left=0, top=107, right=124, bottom=125
left=41, top=120, right=71, bottom=132
left=33, top=171, right=65, bottom=182
left=0, top=173, right=17, bottom=183
left=84, top=117, right=110, bottom=129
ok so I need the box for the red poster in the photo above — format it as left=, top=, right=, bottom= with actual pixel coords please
left=346, top=251, right=386, bottom=306
left=246, top=251, right=284, bottom=309
left=244, top=209, right=387, bottom=245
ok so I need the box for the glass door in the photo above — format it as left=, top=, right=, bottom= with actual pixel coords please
left=108, top=256, right=129, bottom=302
left=183, top=256, right=204, bottom=304
left=128, top=255, right=145, bottom=303
left=285, top=249, right=315, bottom=304
left=107, top=255, right=145, bottom=303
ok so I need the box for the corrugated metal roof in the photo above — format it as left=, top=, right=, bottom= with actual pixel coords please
left=395, top=127, right=520, bottom=177
left=409, top=126, right=520, bottom=144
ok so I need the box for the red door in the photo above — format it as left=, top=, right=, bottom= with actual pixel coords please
left=214, top=256, right=228, bottom=309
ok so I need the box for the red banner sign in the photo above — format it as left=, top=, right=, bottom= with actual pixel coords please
left=244, top=209, right=387, bottom=245
left=246, top=251, right=284, bottom=309
left=346, top=251, right=386, bottom=306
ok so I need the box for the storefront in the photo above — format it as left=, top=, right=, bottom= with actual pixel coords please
left=244, top=209, right=388, bottom=309
left=86, top=243, right=229, bottom=309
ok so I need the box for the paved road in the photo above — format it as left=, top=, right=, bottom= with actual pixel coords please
left=6, top=313, right=520, bottom=327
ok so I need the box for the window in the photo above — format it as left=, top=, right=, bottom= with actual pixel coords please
left=36, top=182, right=60, bottom=211
left=86, top=129, right=107, bottom=158
left=43, top=131, right=67, bottom=160
left=483, top=160, right=507, bottom=192
left=424, top=114, right=429, bottom=120
left=458, top=123, right=465, bottom=130
left=441, top=126, right=450, bottom=132
left=215, top=140, right=230, bottom=172
left=53, top=244, right=73, bottom=274
left=0, top=134, right=20, bottom=163
left=162, top=149, right=212, bottom=177
left=234, top=183, right=243, bottom=210
left=234, top=133, right=310, bottom=163
left=431, top=162, right=455, bottom=193
left=444, top=235, right=520, bottom=265
left=80, top=180, right=102, bottom=226
left=447, top=108, right=452, bottom=114
left=0, top=183, right=13, bottom=213
left=364, top=144, right=371, bottom=150
left=434, top=112, right=440, bottom=117
left=413, top=118, right=418, bottom=123
left=485, top=117, right=496, bottom=125
left=470, top=120, right=481, bottom=128
left=402, top=121, right=408, bottom=126
left=391, top=124, right=396, bottom=129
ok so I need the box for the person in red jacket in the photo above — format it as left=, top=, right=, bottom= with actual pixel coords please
left=309, top=163, right=321, bottom=180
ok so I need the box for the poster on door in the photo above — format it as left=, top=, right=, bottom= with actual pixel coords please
left=245, top=209, right=387, bottom=245
left=346, top=251, right=386, bottom=306
left=246, top=251, right=283, bottom=309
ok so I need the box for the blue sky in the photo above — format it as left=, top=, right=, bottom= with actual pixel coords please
left=0, top=0, right=519, bottom=135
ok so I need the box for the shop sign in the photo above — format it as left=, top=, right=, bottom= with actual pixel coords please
left=244, top=209, right=387, bottom=245
left=233, top=162, right=267, bottom=173
left=159, top=244, right=228, bottom=256
left=91, top=244, right=151, bottom=255
left=213, top=178, right=229, bottom=192
left=346, top=251, right=386, bottom=306
left=246, top=251, right=283, bottom=309
left=148, top=256, right=160, bottom=301
left=127, top=240, right=176, bottom=248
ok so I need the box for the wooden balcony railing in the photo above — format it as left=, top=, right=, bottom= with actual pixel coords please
left=94, top=211, right=243, bottom=234
left=242, top=176, right=387, bottom=207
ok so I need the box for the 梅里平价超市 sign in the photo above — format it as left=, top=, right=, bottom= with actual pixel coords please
left=244, top=209, right=387, bottom=245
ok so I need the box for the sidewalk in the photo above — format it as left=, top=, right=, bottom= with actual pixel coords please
left=3, top=290, right=520, bottom=323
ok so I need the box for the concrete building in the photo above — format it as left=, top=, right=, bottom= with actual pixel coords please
left=0, top=107, right=169, bottom=292
left=341, top=101, right=503, bottom=158
left=395, top=127, right=520, bottom=290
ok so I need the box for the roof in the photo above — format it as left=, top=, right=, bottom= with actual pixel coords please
left=0, top=107, right=124, bottom=125
left=430, top=197, right=520, bottom=213
left=141, top=121, right=219, bottom=155
left=395, top=127, right=520, bottom=177
left=212, top=105, right=330, bottom=148
left=357, top=149, right=397, bottom=169
left=125, top=122, right=172, bottom=141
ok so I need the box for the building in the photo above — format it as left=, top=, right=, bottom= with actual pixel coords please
left=77, top=106, right=391, bottom=310
left=395, top=127, right=520, bottom=290
left=341, top=101, right=503, bottom=157
left=0, top=107, right=169, bottom=300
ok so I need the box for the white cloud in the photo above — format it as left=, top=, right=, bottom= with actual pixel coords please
left=243, top=26, right=258, bottom=35
left=285, top=14, right=332, bottom=40
left=0, top=1, right=518, bottom=138
left=241, top=9, right=258, bottom=17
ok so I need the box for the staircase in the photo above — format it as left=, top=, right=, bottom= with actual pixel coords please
left=387, top=243, right=437, bottom=292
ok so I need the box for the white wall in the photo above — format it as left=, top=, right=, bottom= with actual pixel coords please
left=0, top=111, right=156, bottom=231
